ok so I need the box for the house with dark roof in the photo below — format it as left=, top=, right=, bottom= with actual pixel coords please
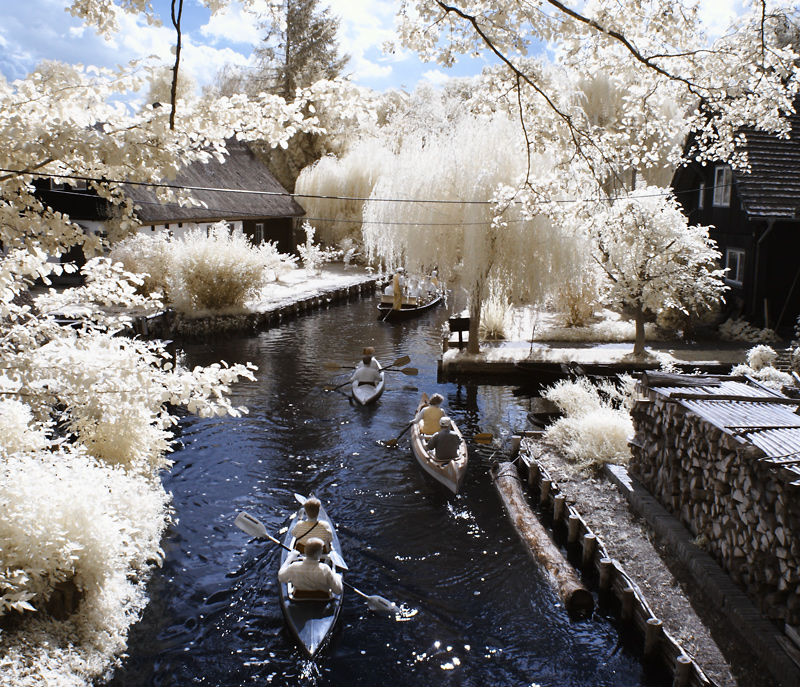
left=124, top=138, right=306, bottom=254
left=671, top=111, right=800, bottom=332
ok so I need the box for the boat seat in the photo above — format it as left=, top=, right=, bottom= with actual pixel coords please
left=288, top=585, right=333, bottom=601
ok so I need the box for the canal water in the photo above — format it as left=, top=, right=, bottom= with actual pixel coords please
left=110, top=295, right=666, bottom=687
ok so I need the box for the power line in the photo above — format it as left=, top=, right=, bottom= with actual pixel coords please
left=2, top=166, right=731, bottom=210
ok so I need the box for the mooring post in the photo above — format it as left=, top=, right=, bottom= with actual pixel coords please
left=599, top=558, right=613, bottom=590
left=553, top=493, right=566, bottom=523
left=582, top=533, right=597, bottom=569
left=621, top=587, right=636, bottom=622
left=540, top=478, right=552, bottom=507
left=673, top=654, right=692, bottom=687
left=644, top=618, right=663, bottom=658
left=568, top=513, right=581, bottom=544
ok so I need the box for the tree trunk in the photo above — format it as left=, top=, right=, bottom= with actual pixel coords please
left=633, top=303, right=646, bottom=356
left=467, top=298, right=482, bottom=354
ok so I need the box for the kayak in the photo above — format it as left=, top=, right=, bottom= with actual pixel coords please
left=278, top=498, right=344, bottom=658
left=351, top=362, right=385, bottom=405
left=409, top=416, right=469, bottom=495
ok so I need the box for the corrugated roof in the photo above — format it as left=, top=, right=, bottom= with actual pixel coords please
left=646, top=377, right=800, bottom=481
left=735, top=110, right=800, bottom=220
left=125, top=138, right=305, bottom=223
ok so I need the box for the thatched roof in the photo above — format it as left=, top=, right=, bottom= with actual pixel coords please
left=125, top=138, right=305, bottom=224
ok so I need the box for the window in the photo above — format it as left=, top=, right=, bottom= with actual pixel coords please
left=713, top=166, right=732, bottom=207
left=255, top=223, right=264, bottom=244
left=725, top=248, right=745, bottom=286
left=698, top=182, right=705, bottom=210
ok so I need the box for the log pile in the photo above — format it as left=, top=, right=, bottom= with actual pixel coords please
left=629, top=379, right=800, bottom=626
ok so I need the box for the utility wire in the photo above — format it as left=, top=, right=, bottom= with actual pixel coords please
left=2, top=167, right=732, bottom=208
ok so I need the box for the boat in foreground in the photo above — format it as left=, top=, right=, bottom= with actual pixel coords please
left=409, top=416, right=469, bottom=494
left=377, top=294, right=442, bottom=321
left=278, top=498, right=344, bottom=658
left=351, top=362, right=385, bottom=405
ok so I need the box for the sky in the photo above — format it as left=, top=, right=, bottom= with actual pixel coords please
left=0, top=0, right=747, bottom=96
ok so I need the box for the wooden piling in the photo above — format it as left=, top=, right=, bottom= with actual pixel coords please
left=492, top=462, right=594, bottom=615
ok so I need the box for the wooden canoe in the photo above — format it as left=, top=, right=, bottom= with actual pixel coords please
left=409, top=417, right=468, bottom=494
left=377, top=294, right=442, bottom=321
left=278, top=498, right=344, bottom=658
left=351, top=362, right=385, bottom=405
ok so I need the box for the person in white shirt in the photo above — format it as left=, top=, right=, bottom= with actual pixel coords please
left=291, top=498, right=333, bottom=553
left=278, top=538, right=343, bottom=596
left=352, top=356, right=382, bottom=386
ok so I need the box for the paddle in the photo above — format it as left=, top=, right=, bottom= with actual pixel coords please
left=325, top=355, right=411, bottom=372
left=235, top=512, right=397, bottom=615
left=324, top=379, right=353, bottom=392
left=385, top=421, right=413, bottom=448
left=474, top=432, right=493, bottom=442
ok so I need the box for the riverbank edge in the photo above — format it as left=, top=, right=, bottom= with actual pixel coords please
left=129, top=269, right=387, bottom=340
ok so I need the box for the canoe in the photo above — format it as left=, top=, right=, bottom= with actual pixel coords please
left=377, top=294, right=442, bottom=321
left=278, top=497, right=344, bottom=658
left=351, top=362, right=385, bottom=405
left=409, top=417, right=469, bottom=494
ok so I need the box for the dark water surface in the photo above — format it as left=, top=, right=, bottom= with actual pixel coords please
left=110, top=296, right=665, bottom=687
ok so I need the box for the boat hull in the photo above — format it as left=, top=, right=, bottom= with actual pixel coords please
left=278, top=498, right=344, bottom=658
left=410, top=420, right=468, bottom=494
left=351, top=367, right=385, bottom=405
left=377, top=295, right=442, bottom=321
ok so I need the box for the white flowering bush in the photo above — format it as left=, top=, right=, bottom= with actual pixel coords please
left=542, top=377, right=633, bottom=472
left=731, top=345, right=793, bottom=390
left=108, top=232, right=173, bottom=297
left=719, top=317, right=779, bottom=343
left=297, top=222, right=340, bottom=275
left=168, top=222, right=296, bottom=313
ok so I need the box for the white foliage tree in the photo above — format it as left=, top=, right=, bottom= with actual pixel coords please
left=587, top=186, right=728, bottom=356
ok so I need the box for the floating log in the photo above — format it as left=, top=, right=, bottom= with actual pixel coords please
left=492, top=462, right=594, bottom=616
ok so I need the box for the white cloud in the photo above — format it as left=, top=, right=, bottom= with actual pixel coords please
left=199, top=1, right=262, bottom=46
left=697, top=0, right=746, bottom=37
left=421, top=69, right=450, bottom=86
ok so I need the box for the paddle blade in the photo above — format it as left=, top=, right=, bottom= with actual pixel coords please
left=474, top=432, right=493, bottom=443
left=384, top=439, right=399, bottom=448
left=235, top=512, right=268, bottom=539
left=366, top=595, right=399, bottom=616
left=390, top=355, right=411, bottom=368
left=324, top=362, right=342, bottom=370
left=399, top=367, right=418, bottom=375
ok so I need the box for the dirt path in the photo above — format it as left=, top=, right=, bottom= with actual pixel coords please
left=526, top=440, right=781, bottom=687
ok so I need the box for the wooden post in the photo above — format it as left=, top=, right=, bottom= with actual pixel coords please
left=492, top=462, right=594, bottom=615
left=644, top=618, right=663, bottom=657
left=621, top=587, right=636, bottom=622
left=540, top=478, right=552, bottom=507
left=553, top=493, right=566, bottom=523
left=568, top=513, right=581, bottom=544
left=582, top=533, right=597, bottom=569
left=599, top=558, right=613, bottom=590
left=673, top=655, right=692, bottom=687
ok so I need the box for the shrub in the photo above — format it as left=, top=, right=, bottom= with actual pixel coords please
left=542, top=377, right=633, bottom=472
left=551, top=271, right=601, bottom=328
left=168, top=222, right=296, bottom=313
left=480, top=289, right=512, bottom=340
left=719, top=317, right=778, bottom=343
left=108, top=233, right=173, bottom=297
left=297, top=222, right=340, bottom=275
left=731, top=344, right=793, bottom=389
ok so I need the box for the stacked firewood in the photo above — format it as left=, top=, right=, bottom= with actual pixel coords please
left=629, top=389, right=800, bottom=626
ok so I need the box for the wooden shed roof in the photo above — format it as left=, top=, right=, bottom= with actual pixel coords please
left=735, top=109, right=800, bottom=220
left=125, top=138, right=305, bottom=224
left=643, top=375, right=800, bottom=485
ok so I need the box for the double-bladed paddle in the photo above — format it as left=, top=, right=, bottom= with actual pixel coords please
left=234, top=512, right=397, bottom=616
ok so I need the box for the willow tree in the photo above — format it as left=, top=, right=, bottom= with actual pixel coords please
left=362, top=112, right=585, bottom=353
